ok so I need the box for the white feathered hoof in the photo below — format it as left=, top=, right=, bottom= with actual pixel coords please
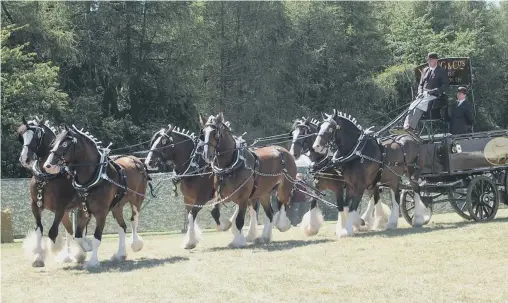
left=56, top=250, right=75, bottom=264
left=300, top=208, right=324, bottom=237
left=254, top=236, right=271, bottom=244
left=184, top=242, right=196, bottom=250
left=384, top=221, right=398, bottom=230
left=131, top=238, right=144, bottom=253
left=337, top=228, right=353, bottom=238
left=275, top=206, right=291, bottom=232
left=81, top=237, right=93, bottom=252
left=84, top=259, right=100, bottom=269
left=48, top=234, right=66, bottom=254
left=245, top=229, right=257, bottom=243
left=228, top=233, right=246, bottom=249
left=111, top=253, right=127, bottom=262
left=412, top=215, right=425, bottom=228
left=32, top=258, right=45, bottom=268
left=216, top=217, right=232, bottom=232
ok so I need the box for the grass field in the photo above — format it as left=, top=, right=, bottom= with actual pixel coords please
left=2, top=210, right=508, bottom=303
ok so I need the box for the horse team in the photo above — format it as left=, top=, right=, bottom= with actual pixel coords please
left=16, top=110, right=429, bottom=269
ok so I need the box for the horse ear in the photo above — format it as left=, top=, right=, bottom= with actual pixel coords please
left=63, top=124, right=69, bottom=131
left=304, top=117, right=311, bottom=125
left=321, top=112, right=326, bottom=120
left=22, top=116, right=28, bottom=126
left=199, top=113, right=207, bottom=127
left=167, top=124, right=175, bottom=133
left=216, top=112, right=224, bottom=124
left=332, top=109, right=338, bottom=119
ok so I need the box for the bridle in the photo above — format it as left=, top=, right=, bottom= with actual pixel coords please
left=19, top=125, right=45, bottom=159
left=50, top=135, right=78, bottom=167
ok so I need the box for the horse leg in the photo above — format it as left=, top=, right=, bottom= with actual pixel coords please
left=373, top=188, right=390, bottom=230
left=85, top=210, right=108, bottom=269
left=111, top=206, right=128, bottom=261
left=300, top=197, right=324, bottom=237
left=256, top=194, right=273, bottom=244
left=229, top=202, right=247, bottom=248
left=130, top=203, right=144, bottom=252
left=23, top=202, right=46, bottom=267
left=359, top=192, right=375, bottom=230
left=46, top=207, right=66, bottom=257
left=57, top=212, right=75, bottom=263
left=73, top=209, right=90, bottom=263
left=230, top=204, right=240, bottom=235
left=212, top=204, right=232, bottom=232
left=182, top=200, right=202, bottom=250
left=385, top=185, right=401, bottom=230
left=339, top=187, right=364, bottom=238
left=245, top=201, right=259, bottom=243
left=336, top=186, right=349, bottom=237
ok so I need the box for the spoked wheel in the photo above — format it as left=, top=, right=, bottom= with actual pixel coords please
left=466, top=175, right=499, bottom=222
left=448, top=188, right=471, bottom=220
left=400, top=190, right=433, bottom=226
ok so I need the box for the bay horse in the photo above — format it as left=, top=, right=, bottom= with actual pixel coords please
left=312, top=109, right=427, bottom=237
left=17, top=117, right=91, bottom=267
left=43, top=125, right=150, bottom=268
left=289, top=117, right=389, bottom=237
left=144, top=123, right=235, bottom=250
left=201, top=113, right=297, bottom=247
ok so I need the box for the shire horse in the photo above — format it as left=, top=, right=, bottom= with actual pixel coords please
left=289, top=117, right=389, bottom=237
left=312, top=109, right=427, bottom=237
left=44, top=125, right=150, bottom=268
left=17, top=117, right=92, bottom=267
left=144, top=122, right=234, bottom=250
left=201, top=113, right=297, bottom=247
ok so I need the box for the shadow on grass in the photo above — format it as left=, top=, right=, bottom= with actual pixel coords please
left=204, top=239, right=333, bottom=253
left=62, top=256, right=189, bottom=274
left=355, top=216, right=508, bottom=238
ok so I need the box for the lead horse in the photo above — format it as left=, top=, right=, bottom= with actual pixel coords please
left=289, top=117, right=389, bottom=236
left=312, top=109, right=426, bottom=237
left=17, top=117, right=92, bottom=267
left=201, top=113, right=297, bottom=247
left=44, top=125, right=151, bottom=268
left=144, top=122, right=235, bottom=249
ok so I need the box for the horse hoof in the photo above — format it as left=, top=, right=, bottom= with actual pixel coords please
left=412, top=216, right=425, bottom=228
left=32, top=259, right=45, bottom=268
left=84, top=260, right=101, bottom=269
left=337, top=229, right=353, bottom=238
left=111, top=253, right=127, bottom=262
left=384, top=222, right=398, bottom=230
left=57, top=253, right=74, bottom=264
left=184, top=243, right=196, bottom=250
left=254, top=237, right=271, bottom=244
left=81, top=238, right=93, bottom=252
left=131, top=239, right=144, bottom=252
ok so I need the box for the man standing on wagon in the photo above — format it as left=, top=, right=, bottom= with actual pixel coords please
left=404, top=52, right=449, bottom=136
left=447, top=86, right=475, bottom=134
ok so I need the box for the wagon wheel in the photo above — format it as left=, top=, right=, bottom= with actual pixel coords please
left=448, top=188, right=472, bottom=220
left=400, top=190, right=433, bottom=226
left=466, top=175, right=499, bottom=222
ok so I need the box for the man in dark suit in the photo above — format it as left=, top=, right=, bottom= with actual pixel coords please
left=404, top=52, right=449, bottom=135
left=448, top=86, right=475, bottom=134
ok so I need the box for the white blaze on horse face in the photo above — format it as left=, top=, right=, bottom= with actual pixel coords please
left=43, top=153, right=60, bottom=174
left=20, top=130, right=34, bottom=167
left=312, top=122, right=330, bottom=154
left=145, top=136, right=162, bottom=170
left=203, top=126, right=213, bottom=163
left=289, top=129, right=300, bottom=157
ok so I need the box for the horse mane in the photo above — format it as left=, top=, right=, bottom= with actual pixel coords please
left=206, top=115, right=232, bottom=131
left=70, top=125, right=103, bottom=149
left=171, top=126, right=196, bottom=140
left=331, top=110, right=363, bottom=131
left=293, top=117, right=320, bottom=129
left=17, top=117, right=57, bottom=136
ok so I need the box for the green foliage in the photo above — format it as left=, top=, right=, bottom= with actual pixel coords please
left=1, top=1, right=507, bottom=177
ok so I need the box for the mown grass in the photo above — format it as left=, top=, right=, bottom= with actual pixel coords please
left=2, top=209, right=508, bottom=303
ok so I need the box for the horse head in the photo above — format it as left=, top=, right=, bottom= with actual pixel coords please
left=200, top=112, right=234, bottom=165
left=289, top=116, right=319, bottom=160
left=313, top=109, right=363, bottom=157
left=44, top=125, right=101, bottom=175
left=145, top=125, right=197, bottom=173
left=17, top=116, right=57, bottom=168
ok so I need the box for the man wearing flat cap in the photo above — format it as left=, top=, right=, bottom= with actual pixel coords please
left=404, top=52, right=449, bottom=135
left=446, top=86, right=475, bottom=134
